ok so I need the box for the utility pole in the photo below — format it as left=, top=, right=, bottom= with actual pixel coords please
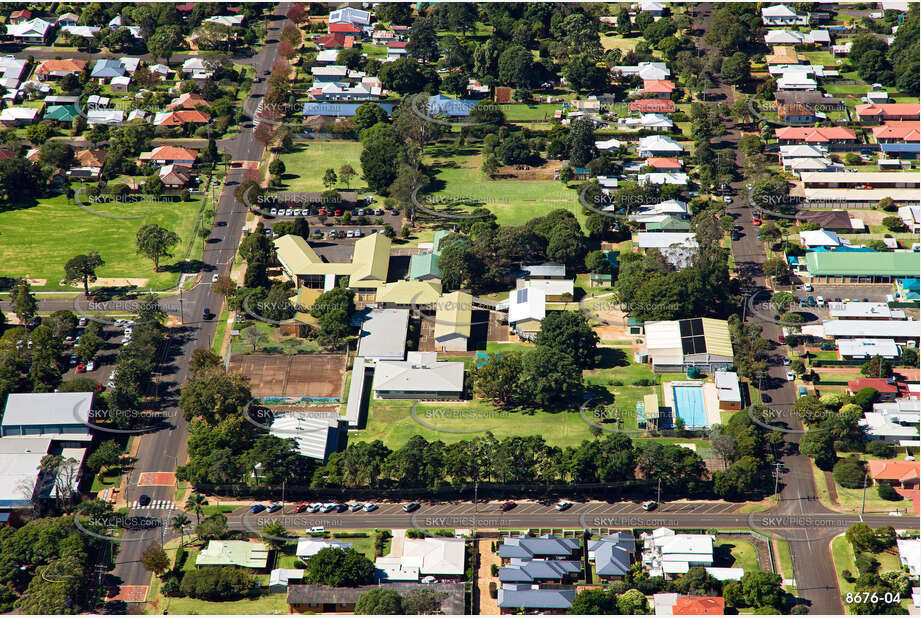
left=773, top=462, right=783, bottom=499
left=656, top=478, right=661, bottom=505
left=861, top=472, right=868, bottom=515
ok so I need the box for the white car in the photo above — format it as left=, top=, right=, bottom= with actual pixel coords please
left=802, top=284, right=813, bottom=292
left=723, top=196, right=732, bottom=203
left=106, top=380, right=116, bottom=389
left=86, top=361, right=95, bottom=372
left=554, top=500, right=573, bottom=511
left=786, top=371, right=795, bottom=381
left=364, top=503, right=378, bottom=512
left=285, top=208, right=294, bottom=216
left=308, top=526, right=325, bottom=534
left=269, top=208, right=278, bottom=216
left=211, top=273, right=220, bottom=283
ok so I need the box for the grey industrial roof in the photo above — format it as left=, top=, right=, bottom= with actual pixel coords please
left=371, top=352, right=464, bottom=394
left=714, top=371, right=742, bottom=403
left=356, top=309, right=409, bottom=360
left=2, top=392, right=93, bottom=428
left=823, top=320, right=920, bottom=339
left=519, top=262, right=567, bottom=278
left=0, top=437, right=52, bottom=507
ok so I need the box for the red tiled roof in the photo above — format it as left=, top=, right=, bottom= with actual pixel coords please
left=872, top=121, right=921, bottom=142
left=848, top=377, right=905, bottom=395
left=11, top=9, right=31, bottom=19
left=156, top=110, right=211, bottom=125
left=646, top=157, right=682, bottom=169
left=316, top=33, right=348, bottom=48
left=0, top=149, right=17, bottom=162
left=673, top=597, right=726, bottom=615
left=387, top=41, right=408, bottom=48
left=895, top=488, right=920, bottom=514
left=176, top=3, right=195, bottom=11
left=855, top=103, right=920, bottom=119
left=867, top=460, right=920, bottom=484
left=329, top=22, right=360, bottom=33
left=775, top=126, right=857, bottom=142
left=630, top=99, right=675, bottom=113
left=643, top=79, right=675, bottom=93
left=141, top=146, right=199, bottom=161
left=35, top=59, right=87, bottom=75
left=168, top=93, right=209, bottom=110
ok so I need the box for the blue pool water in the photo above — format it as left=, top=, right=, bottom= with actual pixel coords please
left=672, top=385, right=706, bottom=429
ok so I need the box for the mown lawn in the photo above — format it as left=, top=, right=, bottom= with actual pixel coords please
left=0, top=194, right=201, bottom=290
left=422, top=143, right=587, bottom=228
left=714, top=538, right=760, bottom=573
left=830, top=535, right=857, bottom=600
left=278, top=140, right=366, bottom=193
left=152, top=592, right=289, bottom=615
left=232, top=320, right=323, bottom=355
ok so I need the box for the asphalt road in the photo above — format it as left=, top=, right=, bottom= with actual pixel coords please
left=107, top=3, right=291, bottom=601
left=692, top=5, right=847, bottom=614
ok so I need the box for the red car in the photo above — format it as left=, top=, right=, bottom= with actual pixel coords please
left=499, top=501, right=516, bottom=511
left=318, top=208, right=327, bottom=216
left=334, top=209, right=343, bottom=216
left=294, top=503, right=308, bottom=513
left=752, top=216, right=762, bottom=226
left=778, top=333, right=786, bottom=344
left=76, top=364, right=87, bottom=373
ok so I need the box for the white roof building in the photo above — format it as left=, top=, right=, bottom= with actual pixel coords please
left=837, top=338, right=899, bottom=359
left=596, top=138, right=623, bottom=151
left=87, top=109, right=124, bottom=126
left=714, top=370, right=741, bottom=405
left=329, top=7, right=372, bottom=26
left=315, top=49, right=340, bottom=63
left=204, top=15, right=245, bottom=27
left=638, top=135, right=684, bottom=157
left=799, top=229, right=841, bottom=248
left=780, top=144, right=829, bottom=159
left=5, top=18, right=53, bottom=40
left=862, top=399, right=920, bottom=445
left=638, top=172, right=689, bottom=186
left=898, top=206, right=921, bottom=233
left=636, top=232, right=698, bottom=268
left=507, top=286, right=547, bottom=325
left=641, top=113, right=674, bottom=130
left=613, top=62, right=670, bottom=81
left=2, top=392, right=93, bottom=442
left=822, top=320, right=920, bottom=340
left=295, top=538, right=352, bottom=559
left=762, top=5, right=809, bottom=26
left=641, top=528, right=714, bottom=578
left=0, top=107, right=39, bottom=124
left=777, top=73, right=818, bottom=91
left=764, top=29, right=807, bottom=45
left=898, top=539, right=921, bottom=576
left=60, top=25, right=100, bottom=39
left=375, top=537, right=466, bottom=581
left=269, top=568, right=304, bottom=589
left=828, top=302, right=905, bottom=320
left=357, top=309, right=409, bottom=361
left=371, top=352, right=465, bottom=398
left=269, top=412, right=341, bottom=461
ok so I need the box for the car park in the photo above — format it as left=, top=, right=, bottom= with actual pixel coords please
left=403, top=502, right=421, bottom=512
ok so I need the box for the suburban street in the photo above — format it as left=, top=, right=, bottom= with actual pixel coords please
left=106, top=3, right=291, bottom=601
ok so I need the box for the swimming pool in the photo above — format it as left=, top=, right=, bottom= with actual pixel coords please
left=672, top=385, right=707, bottom=429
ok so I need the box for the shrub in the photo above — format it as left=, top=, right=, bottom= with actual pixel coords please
left=854, top=552, right=880, bottom=575
left=491, top=563, right=498, bottom=576
left=841, top=570, right=854, bottom=583
left=832, top=457, right=866, bottom=489
left=865, top=440, right=894, bottom=458
left=406, top=529, right=426, bottom=539
left=877, top=482, right=902, bottom=501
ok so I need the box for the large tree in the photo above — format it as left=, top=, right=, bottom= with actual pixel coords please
left=64, top=252, right=105, bottom=296
left=135, top=224, right=179, bottom=272
left=535, top=311, right=599, bottom=369
left=303, top=548, right=375, bottom=587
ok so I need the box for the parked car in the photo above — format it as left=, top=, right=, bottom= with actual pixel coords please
left=249, top=504, right=266, bottom=514
left=554, top=500, right=573, bottom=511
left=308, top=526, right=325, bottom=534
left=333, top=503, right=348, bottom=513
left=86, top=361, right=95, bottom=371
left=802, top=283, right=813, bottom=292
left=782, top=357, right=791, bottom=366
left=816, top=296, right=825, bottom=307
left=499, top=501, right=516, bottom=511
left=390, top=209, right=399, bottom=216
left=642, top=500, right=658, bottom=511
left=402, top=502, right=421, bottom=512
left=267, top=504, right=283, bottom=513
left=786, top=371, right=795, bottom=381
left=294, top=503, right=308, bottom=513
left=723, top=196, right=732, bottom=203
left=76, top=364, right=86, bottom=373
left=346, top=230, right=354, bottom=238
left=349, top=503, right=364, bottom=512
left=78, top=317, right=88, bottom=327
left=364, top=503, right=378, bottom=512
left=211, top=273, right=220, bottom=283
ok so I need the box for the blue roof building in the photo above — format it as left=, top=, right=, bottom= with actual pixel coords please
left=90, top=59, right=126, bottom=80
left=427, top=94, right=479, bottom=117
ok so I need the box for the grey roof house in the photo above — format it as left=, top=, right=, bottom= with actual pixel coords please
left=588, top=532, right=636, bottom=580
left=497, top=584, right=576, bottom=613
left=498, top=558, right=581, bottom=583
left=498, top=535, right=581, bottom=562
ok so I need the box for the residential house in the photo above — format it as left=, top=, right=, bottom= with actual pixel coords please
left=631, top=99, right=675, bottom=113
left=897, top=539, right=920, bottom=577
left=76, top=149, right=106, bottom=169
left=765, top=45, right=805, bottom=66
left=34, top=58, right=86, bottom=81
left=295, top=538, right=352, bottom=560
left=158, top=164, right=192, bottom=189
left=204, top=14, right=244, bottom=27
left=848, top=377, right=914, bottom=401
left=110, top=75, right=131, bottom=92
left=311, top=65, right=349, bottom=83
left=799, top=229, right=842, bottom=248
left=9, top=9, right=32, bottom=24
left=302, top=102, right=393, bottom=118
left=653, top=593, right=724, bottom=615
left=329, top=21, right=361, bottom=36
left=498, top=559, right=581, bottom=584
left=310, top=82, right=377, bottom=102
left=588, top=532, right=636, bottom=581
left=639, top=172, right=689, bottom=186
left=866, top=460, right=920, bottom=489
left=764, top=29, right=808, bottom=45
left=627, top=199, right=691, bottom=228
left=434, top=291, right=473, bottom=352
left=273, top=233, right=391, bottom=299
left=775, top=91, right=843, bottom=123
left=268, top=569, right=304, bottom=591
left=374, top=537, right=465, bottom=582
left=776, top=72, right=817, bottom=91
left=182, top=56, right=213, bottom=79
left=195, top=541, right=269, bottom=569
left=613, top=61, right=670, bottom=81
left=642, top=79, right=675, bottom=99
left=639, top=1, right=667, bottom=16
left=645, top=158, right=683, bottom=173
left=6, top=18, right=54, bottom=44
left=386, top=40, right=408, bottom=60
left=0, top=56, right=27, bottom=90
left=506, top=286, right=546, bottom=338
left=793, top=209, right=852, bottom=231
left=806, top=252, right=921, bottom=285
left=596, top=137, right=624, bottom=151
left=515, top=262, right=574, bottom=301
left=117, top=57, right=140, bottom=74
left=774, top=126, right=857, bottom=148
left=872, top=122, right=920, bottom=159
left=642, top=528, right=715, bottom=579
left=148, top=64, right=171, bottom=80
left=56, top=13, right=79, bottom=27
left=371, top=352, right=465, bottom=400
left=635, top=232, right=698, bottom=268
left=638, top=135, right=684, bottom=157
left=44, top=104, right=79, bottom=124
left=90, top=59, right=126, bottom=84
left=837, top=338, right=899, bottom=360
left=314, top=32, right=354, bottom=49
left=761, top=4, right=809, bottom=25
left=861, top=398, right=921, bottom=447
left=153, top=110, right=211, bottom=126
left=498, top=535, right=581, bottom=563
left=315, top=49, right=339, bottom=63
left=372, top=29, right=397, bottom=43
left=855, top=103, right=920, bottom=123
left=329, top=7, right=371, bottom=26
left=168, top=92, right=208, bottom=111
left=428, top=94, right=479, bottom=117
left=139, top=146, right=198, bottom=167
left=643, top=319, right=734, bottom=373
left=498, top=584, right=575, bottom=614
left=0, top=107, right=40, bottom=126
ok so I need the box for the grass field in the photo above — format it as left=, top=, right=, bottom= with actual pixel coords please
left=830, top=535, right=857, bottom=601
left=714, top=538, right=760, bottom=573
left=278, top=140, right=366, bottom=193
left=502, top=103, right=564, bottom=122
left=0, top=194, right=202, bottom=290
left=774, top=539, right=794, bottom=585
left=232, top=320, right=323, bottom=355
left=422, top=143, right=587, bottom=228
left=600, top=34, right=642, bottom=51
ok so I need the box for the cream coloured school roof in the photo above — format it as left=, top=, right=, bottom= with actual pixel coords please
left=434, top=291, right=473, bottom=340
left=701, top=318, right=734, bottom=359
left=375, top=280, right=442, bottom=305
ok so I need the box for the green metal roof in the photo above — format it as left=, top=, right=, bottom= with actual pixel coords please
left=806, top=251, right=920, bottom=277
left=44, top=105, right=78, bottom=121
left=432, top=229, right=450, bottom=254
left=646, top=216, right=691, bottom=231
left=409, top=252, right=441, bottom=280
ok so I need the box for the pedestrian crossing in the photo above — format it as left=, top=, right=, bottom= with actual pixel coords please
left=131, top=500, right=175, bottom=511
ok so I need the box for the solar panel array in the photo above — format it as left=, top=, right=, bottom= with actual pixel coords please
left=679, top=318, right=708, bottom=355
